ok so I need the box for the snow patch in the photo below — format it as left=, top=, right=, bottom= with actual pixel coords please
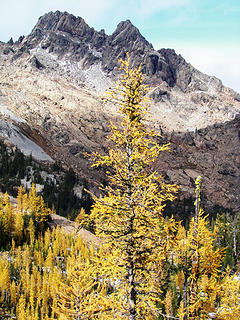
left=0, top=119, right=53, bottom=162
left=29, top=47, right=110, bottom=92
left=58, top=59, right=84, bottom=78
left=88, top=44, right=102, bottom=58
left=0, top=104, right=26, bottom=123
left=30, top=47, right=59, bottom=69
left=21, top=178, right=44, bottom=193
left=21, top=167, right=44, bottom=192
left=40, top=171, right=57, bottom=185
left=83, top=64, right=112, bottom=93
left=73, top=185, right=83, bottom=198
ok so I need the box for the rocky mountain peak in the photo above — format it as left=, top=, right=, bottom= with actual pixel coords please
left=100, top=20, right=153, bottom=74
left=114, top=19, right=133, bottom=29
left=33, top=11, right=95, bottom=40
left=111, top=19, right=151, bottom=48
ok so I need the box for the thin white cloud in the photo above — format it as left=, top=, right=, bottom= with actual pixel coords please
left=136, top=0, right=189, bottom=16
left=40, top=0, right=115, bottom=23
left=183, top=46, right=240, bottom=93
left=101, top=0, right=189, bottom=21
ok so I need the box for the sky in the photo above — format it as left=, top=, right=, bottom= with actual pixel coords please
left=0, top=0, right=239, bottom=93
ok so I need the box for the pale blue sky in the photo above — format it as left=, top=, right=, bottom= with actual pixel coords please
left=0, top=0, right=239, bottom=92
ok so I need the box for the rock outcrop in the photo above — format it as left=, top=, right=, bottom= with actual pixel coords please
left=158, top=115, right=240, bottom=212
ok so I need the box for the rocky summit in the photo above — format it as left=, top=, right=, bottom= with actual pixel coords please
left=0, top=11, right=239, bottom=213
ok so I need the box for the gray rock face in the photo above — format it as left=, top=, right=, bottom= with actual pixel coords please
left=10, top=12, right=187, bottom=87
left=158, top=115, right=240, bottom=212
left=23, top=11, right=107, bottom=69
left=7, top=37, right=14, bottom=45
left=35, top=11, right=95, bottom=39
left=9, top=11, right=237, bottom=100
left=158, top=48, right=192, bottom=90
left=102, top=20, right=153, bottom=73
left=30, top=56, right=46, bottom=69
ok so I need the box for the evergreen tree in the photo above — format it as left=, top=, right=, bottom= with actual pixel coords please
left=215, top=211, right=240, bottom=269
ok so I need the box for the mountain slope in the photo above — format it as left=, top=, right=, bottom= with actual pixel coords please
left=0, top=11, right=239, bottom=213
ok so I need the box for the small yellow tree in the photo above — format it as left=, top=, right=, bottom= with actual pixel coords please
left=55, top=241, right=110, bottom=320
left=14, top=211, right=24, bottom=243
left=175, top=177, right=240, bottom=320
left=16, top=185, right=28, bottom=214
left=89, top=54, right=178, bottom=319
left=0, top=258, right=10, bottom=303
left=75, top=208, right=88, bottom=230
left=28, top=184, right=51, bottom=230
left=215, top=269, right=240, bottom=319
left=0, top=193, right=14, bottom=242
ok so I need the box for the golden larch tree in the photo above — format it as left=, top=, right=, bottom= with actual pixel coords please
left=175, top=177, right=240, bottom=320
left=89, top=54, right=178, bottom=319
